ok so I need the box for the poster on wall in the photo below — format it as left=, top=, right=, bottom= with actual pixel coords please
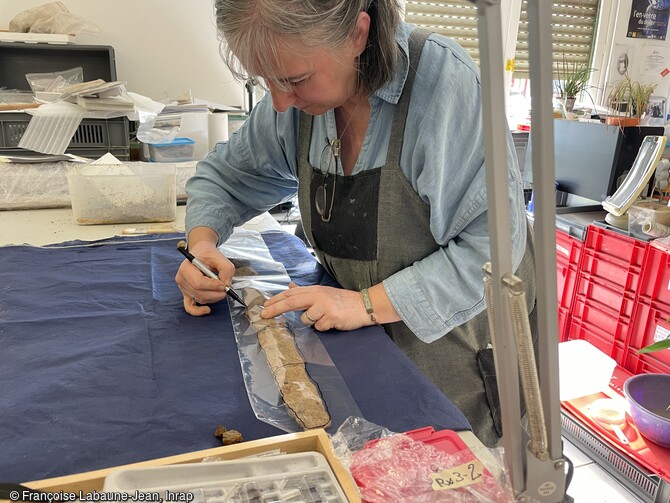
left=627, top=0, right=670, bottom=40
left=638, top=45, right=670, bottom=76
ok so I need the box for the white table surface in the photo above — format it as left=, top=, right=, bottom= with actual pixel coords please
left=0, top=206, right=282, bottom=247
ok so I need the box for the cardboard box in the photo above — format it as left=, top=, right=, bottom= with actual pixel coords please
left=67, top=162, right=176, bottom=225
left=12, top=430, right=361, bottom=503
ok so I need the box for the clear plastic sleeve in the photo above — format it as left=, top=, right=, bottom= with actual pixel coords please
left=9, top=2, right=100, bottom=35
left=331, top=417, right=514, bottom=502
left=222, top=229, right=362, bottom=434
left=25, top=66, right=83, bottom=93
left=9, top=1, right=69, bottom=32
left=133, top=95, right=183, bottom=145
left=330, top=416, right=395, bottom=470
left=29, top=10, right=100, bottom=35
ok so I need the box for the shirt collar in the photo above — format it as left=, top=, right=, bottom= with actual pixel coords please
left=373, top=21, right=413, bottom=105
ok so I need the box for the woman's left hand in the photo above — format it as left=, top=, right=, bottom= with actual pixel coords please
left=261, top=282, right=371, bottom=331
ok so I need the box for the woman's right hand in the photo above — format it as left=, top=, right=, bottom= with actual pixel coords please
left=174, top=228, right=236, bottom=316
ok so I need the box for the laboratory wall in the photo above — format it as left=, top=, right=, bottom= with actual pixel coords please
left=0, top=0, right=245, bottom=107
left=604, top=0, right=670, bottom=116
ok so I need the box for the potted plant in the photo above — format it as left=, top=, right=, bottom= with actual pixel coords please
left=554, top=54, right=596, bottom=113
left=605, top=75, right=657, bottom=127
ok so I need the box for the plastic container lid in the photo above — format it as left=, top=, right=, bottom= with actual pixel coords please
left=153, top=137, right=195, bottom=147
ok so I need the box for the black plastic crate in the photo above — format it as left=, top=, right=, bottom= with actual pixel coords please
left=0, top=146, right=130, bottom=161
left=0, top=42, right=128, bottom=159
left=0, top=113, right=130, bottom=160
left=0, top=42, right=116, bottom=91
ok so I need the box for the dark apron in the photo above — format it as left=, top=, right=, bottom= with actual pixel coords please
left=296, top=29, right=537, bottom=447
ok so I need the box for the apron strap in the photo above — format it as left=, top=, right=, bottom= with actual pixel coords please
left=386, top=28, right=432, bottom=166
left=298, top=112, right=313, bottom=168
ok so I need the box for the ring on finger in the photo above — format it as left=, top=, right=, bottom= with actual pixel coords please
left=305, top=311, right=317, bottom=324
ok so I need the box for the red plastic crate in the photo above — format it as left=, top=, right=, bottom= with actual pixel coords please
left=353, top=427, right=506, bottom=502
left=378, top=426, right=469, bottom=453
left=557, top=263, right=579, bottom=312
left=639, top=243, right=670, bottom=306
left=567, top=317, right=629, bottom=365
left=556, top=229, right=584, bottom=267
left=558, top=306, right=570, bottom=342
left=624, top=353, right=670, bottom=376
left=625, top=299, right=670, bottom=374
left=581, top=225, right=648, bottom=295
left=556, top=230, right=583, bottom=313
left=570, top=275, right=636, bottom=348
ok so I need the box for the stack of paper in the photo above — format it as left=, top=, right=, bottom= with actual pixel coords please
left=37, top=80, right=135, bottom=112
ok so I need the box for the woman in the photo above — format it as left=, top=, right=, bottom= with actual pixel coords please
left=175, top=0, right=536, bottom=447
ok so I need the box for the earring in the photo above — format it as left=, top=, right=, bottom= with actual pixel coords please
left=355, top=56, right=362, bottom=91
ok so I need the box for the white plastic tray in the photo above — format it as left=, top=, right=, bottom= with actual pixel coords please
left=103, top=452, right=348, bottom=503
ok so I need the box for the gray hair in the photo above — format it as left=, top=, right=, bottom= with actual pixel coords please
left=214, top=0, right=401, bottom=94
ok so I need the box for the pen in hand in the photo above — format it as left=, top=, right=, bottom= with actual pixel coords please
left=177, top=240, right=246, bottom=307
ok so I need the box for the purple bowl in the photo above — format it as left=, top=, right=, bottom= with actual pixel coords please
left=623, top=373, right=670, bottom=448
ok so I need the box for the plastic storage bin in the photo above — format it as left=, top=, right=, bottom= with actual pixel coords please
left=568, top=275, right=636, bottom=366
left=626, top=300, right=670, bottom=374
left=556, top=229, right=584, bottom=341
left=67, top=162, right=176, bottom=224
left=581, top=225, right=648, bottom=296
left=0, top=42, right=129, bottom=160
left=639, top=242, right=670, bottom=306
left=0, top=113, right=131, bottom=161
left=147, top=137, right=195, bottom=162
left=0, top=42, right=116, bottom=90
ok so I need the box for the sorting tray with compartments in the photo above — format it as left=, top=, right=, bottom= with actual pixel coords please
left=103, top=451, right=348, bottom=503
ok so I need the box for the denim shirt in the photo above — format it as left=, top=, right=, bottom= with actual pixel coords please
left=185, top=22, right=527, bottom=342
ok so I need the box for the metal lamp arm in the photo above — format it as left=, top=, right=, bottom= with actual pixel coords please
left=472, top=0, right=569, bottom=501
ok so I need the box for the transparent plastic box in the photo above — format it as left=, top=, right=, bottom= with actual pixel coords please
left=628, top=200, right=670, bottom=239
left=147, top=137, right=195, bottom=162
left=103, top=452, right=348, bottom=503
left=66, top=162, right=176, bottom=225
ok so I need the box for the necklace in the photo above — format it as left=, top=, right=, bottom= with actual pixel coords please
left=315, top=97, right=363, bottom=222
left=331, top=96, right=362, bottom=162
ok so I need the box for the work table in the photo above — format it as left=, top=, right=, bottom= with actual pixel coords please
left=0, top=205, right=479, bottom=483
left=0, top=205, right=282, bottom=247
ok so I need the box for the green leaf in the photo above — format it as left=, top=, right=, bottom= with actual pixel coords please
left=554, top=53, right=596, bottom=99
left=638, top=339, right=670, bottom=354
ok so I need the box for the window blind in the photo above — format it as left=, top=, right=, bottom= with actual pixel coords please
left=404, top=1, right=600, bottom=78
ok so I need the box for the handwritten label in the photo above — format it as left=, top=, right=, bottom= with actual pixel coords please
left=654, top=324, right=670, bottom=344
left=431, top=460, right=484, bottom=491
